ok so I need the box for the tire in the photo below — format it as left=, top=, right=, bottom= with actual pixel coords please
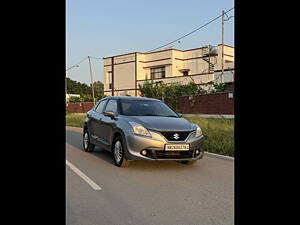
left=83, top=130, right=95, bottom=152
left=179, top=160, right=197, bottom=165
left=112, top=136, right=130, bottom=167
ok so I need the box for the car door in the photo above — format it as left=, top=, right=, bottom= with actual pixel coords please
left=101, top=99, right=118, bottom=146
left=89, top=99, right=107, bottom=144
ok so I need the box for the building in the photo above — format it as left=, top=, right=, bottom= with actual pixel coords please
left=103, top=44, right=234, bottom=96
left=66, top=94, right=80, bottom=103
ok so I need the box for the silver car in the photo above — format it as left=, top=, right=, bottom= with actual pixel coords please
left=83, top=96, right=204, bottom=167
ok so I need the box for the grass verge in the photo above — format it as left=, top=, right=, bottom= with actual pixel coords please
left=66, top=113, right=234, bottom=157
left=183, top=116, right=234, bottom=157
left=66, top=113, right=86, bottom=128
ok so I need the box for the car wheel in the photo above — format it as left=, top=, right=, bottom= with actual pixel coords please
left=112, top=136, right=130, bottom=167
left=179, top=160, right=197, bottom=165
left=83, top=130, right=95, bottom=152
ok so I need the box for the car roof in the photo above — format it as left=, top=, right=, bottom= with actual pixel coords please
left=101, top=96, right=161, bottom=102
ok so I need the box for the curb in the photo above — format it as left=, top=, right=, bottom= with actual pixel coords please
left=204, top=151, right=234, bottom=161
left=66, top=126, right=82, bottom=131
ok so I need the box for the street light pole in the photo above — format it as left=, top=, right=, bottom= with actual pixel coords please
left=88, top=56, right=96, bottom=105
left=66, top=64, right=79, bottom=71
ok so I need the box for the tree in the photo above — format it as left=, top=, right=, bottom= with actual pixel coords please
left=92, top=81, right=105, bottom=100
left=66, top=77, right=105, bottom=102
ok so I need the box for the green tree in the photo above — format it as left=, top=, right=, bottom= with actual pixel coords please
left=66, top=77, right=105, bottom=102
left=92, top=81, right=105, bottom=100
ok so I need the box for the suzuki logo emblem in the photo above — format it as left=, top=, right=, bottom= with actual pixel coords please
left=173, top=133, right=180, bottom=140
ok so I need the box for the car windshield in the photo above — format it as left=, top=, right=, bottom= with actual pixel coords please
left=120, top=100, right=179, bottom=117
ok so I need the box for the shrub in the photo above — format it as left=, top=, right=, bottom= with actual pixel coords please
left=69, top=96, right=81, bottom=103
left=139, top=80, right=217, bottom=110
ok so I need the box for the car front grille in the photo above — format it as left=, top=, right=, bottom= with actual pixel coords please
left=160, top=131, right=191, bottom=141
left=155, top=150, right=194, bottom=159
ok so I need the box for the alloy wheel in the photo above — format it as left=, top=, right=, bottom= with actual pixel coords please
left=114, top=140, right=123, bottom=164
left=83, top=132, right=89, bottom=150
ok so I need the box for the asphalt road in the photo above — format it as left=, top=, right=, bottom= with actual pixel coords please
left=66, top=126, right=234, bottom=225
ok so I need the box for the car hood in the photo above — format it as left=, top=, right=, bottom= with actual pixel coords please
left=126, top=116, right=195, bottom=131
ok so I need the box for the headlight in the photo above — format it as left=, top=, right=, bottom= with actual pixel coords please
left=129, top=122, right=151, bottom=137
left=195, top=125, right=203, bottom=137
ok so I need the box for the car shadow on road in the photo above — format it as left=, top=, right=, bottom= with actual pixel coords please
left=66, top=129, right=202, bottom=170
left=66, top=130, right=116, bottom=165
left=90, top=147, right=115, bottom=164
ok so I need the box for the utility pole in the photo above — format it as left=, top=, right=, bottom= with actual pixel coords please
left=65, top=76, right=68, bottom=95
left=88, top=56, right=96, bottom=105
left=208, top=44, right=211, bottom=73
left=112, top=57, right=114, bottom=96
left=221, top=10, right=225, bottom=83
left=65, top=76, right=68, bottom=104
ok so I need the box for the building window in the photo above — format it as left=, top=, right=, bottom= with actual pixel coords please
left=183, top=71, right=189, bottom=76
left=108, top=71, right=112, bottom=89
left=150, top=66, right=165, bottom=79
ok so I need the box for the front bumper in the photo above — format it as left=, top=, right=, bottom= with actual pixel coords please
left=124, top=130, right=204, bottom=161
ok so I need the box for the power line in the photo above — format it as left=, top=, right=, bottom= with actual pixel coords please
left=66, top=8, right=234, bottom=73
left=146, top=7, right=234, bottom=53
left=89, top=56, right=102, bottom=60
left=66, top=56, right=88, bottom=71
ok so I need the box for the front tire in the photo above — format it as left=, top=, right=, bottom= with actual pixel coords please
left=112, top=136, right=130, bottom=167
left=83, top=130, right=95, bottom=152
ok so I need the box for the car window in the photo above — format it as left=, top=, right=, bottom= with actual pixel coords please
left=104, top=100, right=118, bottom=114
left=95, top=100, right=107, bottom=113
left=120, top=100, right=178, bottom=117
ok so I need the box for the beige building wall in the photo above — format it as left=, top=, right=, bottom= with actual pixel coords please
left=214, top=45, right=234, bottom=71
left=103, top=53, right=136, bottom=95
left=103, top=44, right=234, bottom=96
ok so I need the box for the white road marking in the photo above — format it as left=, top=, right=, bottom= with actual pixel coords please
left=66, top=160, right=102, bottom=190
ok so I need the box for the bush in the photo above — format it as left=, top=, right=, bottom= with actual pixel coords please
left=139, top=80, right=234, bottom=110
left=69, top=96, right=81, bottom=103
left=139, top=80, right=217, bottom=110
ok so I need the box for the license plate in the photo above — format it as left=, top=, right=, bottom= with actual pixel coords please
left=165, top=144, right=190, bottom=151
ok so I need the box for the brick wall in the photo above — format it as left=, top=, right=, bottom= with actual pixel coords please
left=66, top=93, right=234, bottom=115
left=177, top=92, right=234, bottom=115
left=66, top=102, right=95, bottom=113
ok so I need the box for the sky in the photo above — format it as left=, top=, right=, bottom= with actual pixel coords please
left=66, top=0, right=234, bottom=84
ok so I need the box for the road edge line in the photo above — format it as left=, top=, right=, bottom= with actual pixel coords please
left=204, top=151, right=234, bottom=161
left=66, top=160, right=102, bottom=190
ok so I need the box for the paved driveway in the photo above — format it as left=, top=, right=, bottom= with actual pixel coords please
left=66, top=126, right=234, bottom=225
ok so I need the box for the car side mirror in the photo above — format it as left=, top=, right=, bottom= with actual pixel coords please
left=177, top=113, right=183, bottom=118
left=103, top=111, right=115, bottom=119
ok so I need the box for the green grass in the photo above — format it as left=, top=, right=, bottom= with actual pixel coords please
left=66, top=113, right=86, bottom=128
left=66, top=113, right=234, bottom=157
left=183, top=116, right=234, bottom=157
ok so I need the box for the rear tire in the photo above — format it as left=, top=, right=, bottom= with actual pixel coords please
left=112, top=136, right=130, bottom=167
left=83, top=130, right=95, bottom=152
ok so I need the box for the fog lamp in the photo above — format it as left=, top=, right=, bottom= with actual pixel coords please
left=141, top=150, right=147, bottom=156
